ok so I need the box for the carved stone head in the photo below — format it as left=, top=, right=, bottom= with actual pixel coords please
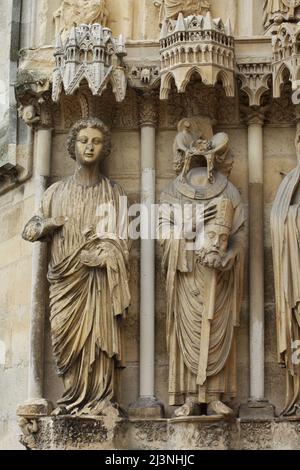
left=202, top=198, right=234, bottom=255
left=67, top=118, right=111, bottom=165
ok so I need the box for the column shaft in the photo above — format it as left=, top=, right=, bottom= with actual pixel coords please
left=28, top=128, right=52, bottom=400
left=140, top=126, right=156, bottom=398
left=248, top=121, right=265, bottom=401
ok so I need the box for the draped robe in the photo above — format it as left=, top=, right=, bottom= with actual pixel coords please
left=24, top=175, right=130, bottom=415
left=263, top=0, right=290, bottom=26
left=271, top=164, right=300, bottom=416
left=157, top=0, right=210, bottom=23
left=159, top=172, right=245, bottom=405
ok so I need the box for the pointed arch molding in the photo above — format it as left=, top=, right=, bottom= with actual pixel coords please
left=159, top=12, right=235, bottom=100
left=160, top=66, right=235, bottom=100
left=272, top=22, right=300, bottom=98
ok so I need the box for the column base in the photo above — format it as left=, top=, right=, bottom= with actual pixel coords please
left=239, top=400, right=275, bottom=420
left=128, top=396, right=164, bottom=419
left=17, top=398, right=53, bottom=419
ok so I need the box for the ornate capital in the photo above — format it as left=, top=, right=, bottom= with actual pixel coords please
left=139, top=92, right=159, bottom=128
left=16, top=76, right=53, bottom=130
left=242, top=106, right=268, bottom=127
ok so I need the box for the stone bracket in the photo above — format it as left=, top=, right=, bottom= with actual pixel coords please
left=237, top=61, right=272, bottom=107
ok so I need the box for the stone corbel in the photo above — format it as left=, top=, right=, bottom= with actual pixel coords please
left=237, top=61, right=272, bottom=108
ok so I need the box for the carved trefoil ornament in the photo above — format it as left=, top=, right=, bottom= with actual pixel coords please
left=128, top=65, right=160, bottom=89
left=237, top=61, right=272, bottom=107
left=159, top=12, right=235, bottom=100
left=52, top=24, right=127, bottom=103
left=272, top=22, right=300, bottom=97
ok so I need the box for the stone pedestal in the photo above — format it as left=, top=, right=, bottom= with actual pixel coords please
left=128, top=397, right=164, bottom=419
left=17, top=399, right=53, bottom=419
left=17, top=399, right=54, bottom=450
left=239, top=400, right=275, bottom=420
left=17, top=415, right=300, bottom=450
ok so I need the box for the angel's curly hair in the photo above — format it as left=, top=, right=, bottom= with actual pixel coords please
left=67, top=118, right=111, bottom=161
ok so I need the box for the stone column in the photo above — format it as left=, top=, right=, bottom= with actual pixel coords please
left=28, top=128, right=52, bottom=402
left=248, top=113, right=265, bottom=402
left=17, top=103, right=54, bottom=419
left=240, top=109, right=274, bottom=419
left=129, top=92, right=163, bottom=418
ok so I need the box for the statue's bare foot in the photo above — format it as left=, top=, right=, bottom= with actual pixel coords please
left=207, top=401, right=234, bottom=417
left=174, top=399, right=195, bottom=417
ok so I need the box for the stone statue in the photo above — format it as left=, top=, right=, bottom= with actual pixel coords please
left=270, top=127, right=300, bottom=416
left=159, top=117, right=245, bottom=417
left=54, top=0, right=108, bottom=37
left=263, top=0, right=300, bottom=28
left=154, top=0, right=211, bottom=25
left=22, top=118, right=131, bottom=416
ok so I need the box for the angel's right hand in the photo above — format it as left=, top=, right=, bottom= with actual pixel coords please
left=44, top=216, right=68, bottom=233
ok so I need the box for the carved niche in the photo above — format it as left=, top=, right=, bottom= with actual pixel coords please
left=159, top=78, right=238, bottom=129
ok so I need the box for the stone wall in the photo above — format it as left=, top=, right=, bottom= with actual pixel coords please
left=0, top=0, right=12, bottom=165
left=0, top=0, right=299, bottom=450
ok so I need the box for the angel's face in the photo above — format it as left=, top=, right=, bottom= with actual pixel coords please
left=75, top=127, right=104, bottom=166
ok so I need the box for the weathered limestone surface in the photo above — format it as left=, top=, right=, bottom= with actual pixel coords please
left=2, top=0, right=300, bottom=450
left=19, top=416, right=300, bottom=450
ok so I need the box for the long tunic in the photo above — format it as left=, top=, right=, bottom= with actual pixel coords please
left=158, top=0, right=210, bottom=23
left=271, top=164, right=300, bottom=416
left=25, top=175, right=130, bottom=415
left=159, top=172, right=245, bottom=405
left=263, top=0, right=289, bottom=26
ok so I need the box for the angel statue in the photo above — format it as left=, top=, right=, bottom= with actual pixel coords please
left=22, top=118, right=131, bottom=417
